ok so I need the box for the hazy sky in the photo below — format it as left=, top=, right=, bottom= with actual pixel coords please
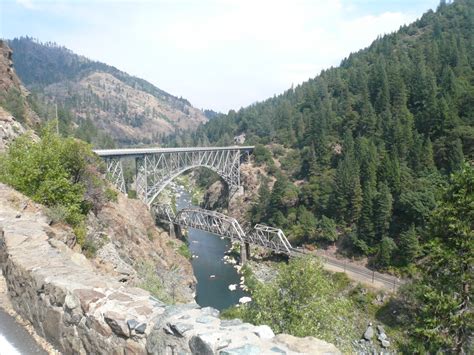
left=1, top=0, right=440, bottom=112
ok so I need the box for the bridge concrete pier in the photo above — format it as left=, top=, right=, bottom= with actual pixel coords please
left=169, top=222, right=175, bottom=238
left=240, top=242, right=250, bottom=265
left=169, top=222, right=183, bottom=240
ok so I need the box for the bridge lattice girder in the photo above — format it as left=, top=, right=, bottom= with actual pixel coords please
left=94, top=147, right=253, bottom=206
left=136, top=149, right=241, bottom=205
left=153, top=205, right=293, bottom=255
left=104, top=158, right=126, bottom=194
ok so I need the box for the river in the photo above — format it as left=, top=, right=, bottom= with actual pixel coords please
left=174, top=184, right=248, bottom=311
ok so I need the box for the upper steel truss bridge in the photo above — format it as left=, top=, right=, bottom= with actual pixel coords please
left=152, top=204, right=294, bottom=259
left=93, top=146, right=254, bottom=206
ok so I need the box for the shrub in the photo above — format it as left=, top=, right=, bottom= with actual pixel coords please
left=0, top=87, right=26, bottom=123
left=127, top=189, right=137, bottom=199
left=0, top=123, right=109, bottom=245
left=44, top=204, right=69, bottom=224
left=226, top=257, right=360, bottom=351
left=0, top=123, right=105, bottom=224
left=105, top=187, right=118, bottom=202
left=73, top=223, right=87, bottom=246
left=253, top=144, right=274, bottom=166
left=136, top=261, right=172, bottom=303
left=178, top=243, right=192, bottom=259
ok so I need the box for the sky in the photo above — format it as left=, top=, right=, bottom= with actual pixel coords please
left=0, top=0, right=440, bottom=112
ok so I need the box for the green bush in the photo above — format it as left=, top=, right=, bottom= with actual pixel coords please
left=73, top=223, right=87, bottom=246
left=127, top=189, right=137, bottom=199
left=0, top=88, right=26, bottom=123
left=178, top=243, right=192, bottom=259
left=253, top=144, right=274, bottom=166
left=225, top=257, right=361, bottom=351
left=0, top=123, right=107, bottom=244
left=105, top=187, right=118, bottom=202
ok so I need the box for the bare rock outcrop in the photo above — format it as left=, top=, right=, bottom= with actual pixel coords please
left=201, top=162, right=272, bottom=224
left=0, top=106, right=25, bottom=152
left=202, top=180, right=228, bottom=210
left=0, top=40, right=39, bottom=125
left=228, top=162, right=274, bottom=223
left=0, top=40, right=23, bottom=94
left=0, top=40, right=39, bottom=152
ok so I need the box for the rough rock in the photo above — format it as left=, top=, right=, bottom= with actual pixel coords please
left=254, top=325, right=275, bottom=339
left=0, top=106, right=26, bottom=152
left=221, top=319, right=243, bottom=327
left=189, top=333, right=220, bottom=355
left=0, top=40, right=39, bottom=151
left=135, top=323, right=147, bottom=334
left=220, top=344, right=261, bottom=355
left=381, top=339, right=391, bottom=348
left=202, top=180, right=228, bottom=210
left=201, top=306, right=220, bottom=317
left=363, top=324, right=374, bottom=341
left=104, top=311, right=129, bottom=337
left=0, top=184, right=160, bottom=353
left=274, top=334, right=342, bottom=355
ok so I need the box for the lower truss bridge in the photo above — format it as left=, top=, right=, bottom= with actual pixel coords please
left=152, top=204, right=294, bottom=263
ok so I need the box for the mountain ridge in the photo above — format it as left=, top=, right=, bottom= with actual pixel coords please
left=7, top=37, right=207, bottom=145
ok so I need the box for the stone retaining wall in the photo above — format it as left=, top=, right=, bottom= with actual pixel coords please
left=0, top=184, right=340, bottom=354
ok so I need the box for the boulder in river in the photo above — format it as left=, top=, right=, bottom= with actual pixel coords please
left=239, top=296, right=252, bottom=304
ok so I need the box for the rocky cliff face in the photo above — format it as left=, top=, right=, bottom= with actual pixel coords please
left=0, top=40, right=38, bottom=152
left=0, top=41, right=21, bottom=91
left=201, top=162, right=274, bottom=224
left=0, top=183, right=196, bottom=304
left=0, top=106, right=25, bottom=152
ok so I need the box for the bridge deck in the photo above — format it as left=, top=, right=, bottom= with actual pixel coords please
left=94, top=146, right=255, bottom=157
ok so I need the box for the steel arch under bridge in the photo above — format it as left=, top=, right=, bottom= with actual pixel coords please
left=152, top=204, right=294, bottom=256
left=93, top=146, right=254, bottom=206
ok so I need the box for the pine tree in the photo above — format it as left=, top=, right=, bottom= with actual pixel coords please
left=374, top=183, right=393, bottom=240
left=335, top=130, right=362, bottom=224
left=398, top=224, right=420, bottom=266
left=405, top=163, right=473, bottom=352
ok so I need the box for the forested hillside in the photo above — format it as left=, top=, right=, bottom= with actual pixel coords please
left=8, top=37, right=207, bottom=145
left=172, top=0, right=474, bottom=270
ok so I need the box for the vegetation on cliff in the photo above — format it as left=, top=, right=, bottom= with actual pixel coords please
left=174, top=1, right=473, bottom=352
left=0, top=123, right=113, bottom=242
